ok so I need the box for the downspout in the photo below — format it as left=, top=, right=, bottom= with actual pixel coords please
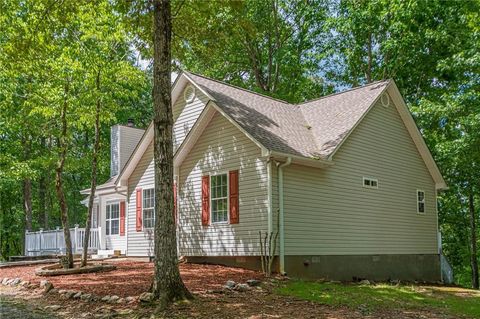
left=278, top=157, right=292, bottom=275
left=266, top=157, right=273, bottom=234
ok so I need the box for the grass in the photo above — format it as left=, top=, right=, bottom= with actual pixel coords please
left=276, top=280, right=480, bottom=318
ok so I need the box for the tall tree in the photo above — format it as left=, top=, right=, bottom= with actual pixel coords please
left=81, top=70, right=101, bottom=267
left=151, top=0, right=192, bottom=308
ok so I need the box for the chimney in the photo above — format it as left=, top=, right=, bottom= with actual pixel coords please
left=127, top=118, right=135, bottom=127
left=110, top=124, right=145, bottom=177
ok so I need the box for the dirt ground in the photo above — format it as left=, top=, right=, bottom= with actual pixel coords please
left=0, top=258, right=262, bottom=297
left=0, top=259, right=463, bottom=318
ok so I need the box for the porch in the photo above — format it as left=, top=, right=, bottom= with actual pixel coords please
left=24, top=226, right=101, bottom=256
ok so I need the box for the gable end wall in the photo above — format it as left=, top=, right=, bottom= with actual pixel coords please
left=283, top=98, right=438, bottom=256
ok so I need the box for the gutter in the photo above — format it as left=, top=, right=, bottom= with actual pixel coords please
left=278, top=157, right=292, bottom=275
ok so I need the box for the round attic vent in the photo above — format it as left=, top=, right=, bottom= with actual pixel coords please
left=184, top=85, right=195, bottom=103
left=381, top=93, right=390, bottom=108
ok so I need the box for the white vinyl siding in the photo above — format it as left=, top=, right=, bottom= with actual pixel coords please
left=178, top=112, right=268, bottom=256
left=173, top=87, right=209, bottom=152
left=126, top=82, right=209, bottom=257
left=126, top=141, right=155, bottom=256
left=283, top=99, right=438, bottom=256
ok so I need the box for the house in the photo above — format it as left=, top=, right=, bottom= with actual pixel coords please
left=81, top=71, right=447, bottom=282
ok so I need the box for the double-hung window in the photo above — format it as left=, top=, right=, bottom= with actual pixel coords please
left=211, top=174, right=228, bottom=223
left=417, top=190, right=426, bottom=213
left=143, top=188, right=155, bottom=228
left=106, top=202, right=120, bottom=235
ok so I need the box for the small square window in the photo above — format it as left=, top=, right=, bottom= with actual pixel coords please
left=363, top=177, right=378, bottom=189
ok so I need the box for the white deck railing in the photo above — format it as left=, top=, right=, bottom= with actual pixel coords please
left=25, top=226, right=101, bottom=256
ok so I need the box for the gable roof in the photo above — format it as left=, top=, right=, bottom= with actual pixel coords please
left=115, top=71, right=446, bottom=189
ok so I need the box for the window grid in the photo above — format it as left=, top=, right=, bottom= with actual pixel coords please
left=211, top=174, right=228, bottom=223
left=143, top=188, right=155, bottom=229
left=106, top=202, right=120, bottom=235
left=417, top=190, right=426, bottom=213
left=363, top=177, right=378, bottom=189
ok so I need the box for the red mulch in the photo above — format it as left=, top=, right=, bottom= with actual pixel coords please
left=0, top=259, right=262, bottom=297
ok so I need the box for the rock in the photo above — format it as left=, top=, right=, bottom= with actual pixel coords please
left=50, top=288, right=58, bottom=294
left=359, top=280, right=370, bottom=285
left=58, top=289, right=67, bottom=294
left=11, top=278, right=21, bottom=286
left=64, top=291, right=76, bottom=299
left=6, top=278, right=14, bottom=285
left=20, top=281, right=30, bottom=287
left=43, top=282, right=54, bottom=293
left=108, top=295, right=119, bottom=303
left=116, top=298, right=125, bottom=304
left=225, top=280, right=236, bottom=288
left=45, top=305, right=62, bottom=311
left=235, top=283, right=250, bottom=292
left=39, top=280, right=49, bottom=288
left=139, top=292, right=154, bottom=302
left=73, top=292, right=83, bottom=299
left=246, top=279, right=261, bottom=287
left=125, top=296, right=136, bottom=303
left=80, top=293, right=92, bottom=301
left=27, top=283, right=38, bottom=289
left=1, top=278, right=9, bottom=285
left=101, top=295, right=111, bottom=302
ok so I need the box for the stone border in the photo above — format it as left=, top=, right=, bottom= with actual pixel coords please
left=35, top=263, right=116, bottom=276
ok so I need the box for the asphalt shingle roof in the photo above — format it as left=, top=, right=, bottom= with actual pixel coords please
left=186, top=72, right=390, bottom=159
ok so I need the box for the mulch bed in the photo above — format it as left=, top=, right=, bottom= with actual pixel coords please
left=0, top=259, right=262, bottom=297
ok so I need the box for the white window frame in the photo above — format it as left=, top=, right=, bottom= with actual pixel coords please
left=210, top=172, right=229, bottom=225
left=143, top=188, right=155, bottom=229
left=417, top=190, right=426, bottom=214
left=106, top=201, right=120, bottom=236
left=363, top=177, right=378, bottom=189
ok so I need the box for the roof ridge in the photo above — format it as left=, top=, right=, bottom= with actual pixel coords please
left=297, top=79, right=391, bottom=106
left=184, top=71, right=292, bottom=106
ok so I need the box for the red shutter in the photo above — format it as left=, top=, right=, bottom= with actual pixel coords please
left=201, top=175, right=210, bottom=226
left=120, top=201, right=126, bottom=236
left=136, top=188, right=142, bottom=231
left=229, top=170, right=239, bottom=224
left=173, top=182, right=177, bottom=224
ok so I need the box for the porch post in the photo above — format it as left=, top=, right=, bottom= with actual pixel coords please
left=39, top=228, right=43, bottom=255
left=74, top=224, right=79, bottom=254
left=56, top=226, right=60, bottom=254
left=25, top=230, right=28, bottom=256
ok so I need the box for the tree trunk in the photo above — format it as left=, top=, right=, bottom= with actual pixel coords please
left=469, top=192, right=479, bottom=289
left=55, top=81, right=74, bottom=269
left=151, top=0, right=192, bottom=308
left=81, top=70, right=101, bottom=267
left=23, top=178, right=33, bottom=232
left=38, top=138, right=47, bottom=229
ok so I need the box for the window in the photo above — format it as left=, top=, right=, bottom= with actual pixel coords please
left=417, top=190, right=426, bottom=213
left=211, top=174, right=228, bottom=223
left=143, top=188, right=155, bottom=228
left=363, top=177, right=378, bottom=189
left=91, top=204, right=99, bottom=228
left=106, top=202, right=120, bottom=235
